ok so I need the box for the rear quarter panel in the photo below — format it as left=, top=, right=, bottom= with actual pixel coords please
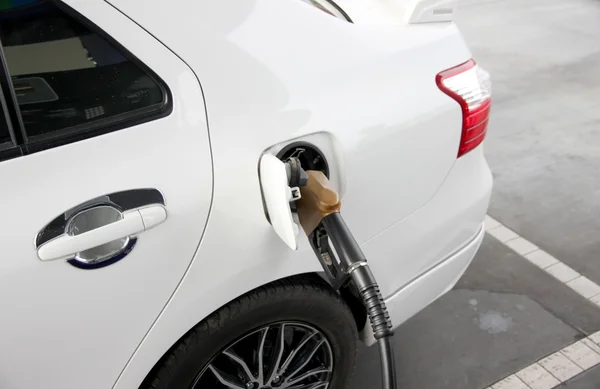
left=106, top=0, right=473, bottom=387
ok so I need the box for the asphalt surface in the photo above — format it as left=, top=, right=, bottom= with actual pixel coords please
left=350, top=0, right=600, bottom=387
left=350, top=237, right=600, bottom=389
left=563, top=365, right=600, bottom=388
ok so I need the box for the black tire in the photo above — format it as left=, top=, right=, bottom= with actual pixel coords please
left=142, top=274, right=358, bottom=389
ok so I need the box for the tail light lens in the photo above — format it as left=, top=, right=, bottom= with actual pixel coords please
left=436, top=59, right=492, bottom=157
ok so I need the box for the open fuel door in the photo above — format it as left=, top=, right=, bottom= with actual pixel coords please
left=259, top=154, right=301, bottom=250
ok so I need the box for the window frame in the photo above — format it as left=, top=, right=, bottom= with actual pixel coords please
left=0, top=68, right=23, bottom=162
left=0, top=84, right=17, bottom=148
left=0, top=36, right=26, bottom=145
left=0, top=0, right=173, bottom=155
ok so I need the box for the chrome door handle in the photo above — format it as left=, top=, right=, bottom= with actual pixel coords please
left=37, top=205, right=166, bottom=261
left=36, top=189, right=167, bottom=268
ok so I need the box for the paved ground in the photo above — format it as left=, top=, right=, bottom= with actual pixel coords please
left=563, top=365, right=600, bottom=388
left=350, top=237, right=600, bottom=389
left=350, top=0, right=600, bottom=387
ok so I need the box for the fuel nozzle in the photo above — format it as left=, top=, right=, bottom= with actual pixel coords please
left=283, top=157, right=341, bottom=234
left=282, top=157, right=397, bottom=389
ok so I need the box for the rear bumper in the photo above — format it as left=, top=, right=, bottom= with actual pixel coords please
left=360, top=225, right=485, bottom=345
left=361, top=146, right=493, bottom=299
left=358, top=145, right=492, bottom=345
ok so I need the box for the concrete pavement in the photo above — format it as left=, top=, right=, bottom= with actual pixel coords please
left=350, top=236, right=600, bottom=389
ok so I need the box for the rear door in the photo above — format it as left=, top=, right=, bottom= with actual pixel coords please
left=0, top=1, right=212, bottom=388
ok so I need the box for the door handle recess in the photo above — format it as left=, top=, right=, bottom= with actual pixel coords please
left=37, top=205, right=166, bottom=262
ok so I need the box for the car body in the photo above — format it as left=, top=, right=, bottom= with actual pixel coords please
left=0, top=0, right=492, bottom=388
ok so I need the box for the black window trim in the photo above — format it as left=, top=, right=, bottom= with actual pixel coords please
left=0, top=78, right=23, bottom=162
left=0, top=0, right=173, bottom=155
left=0, top=83, right=16, bottom=146
left=0, top=40, right=26, bottom=145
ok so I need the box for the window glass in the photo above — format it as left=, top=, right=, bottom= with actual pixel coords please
left=0, top=0, right=165, bottom=139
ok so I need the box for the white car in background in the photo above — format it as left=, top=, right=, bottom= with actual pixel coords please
left=0, top=0, right=492, bottom=388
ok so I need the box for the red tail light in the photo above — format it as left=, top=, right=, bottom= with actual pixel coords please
left=436, top=59, right=492, bottom=157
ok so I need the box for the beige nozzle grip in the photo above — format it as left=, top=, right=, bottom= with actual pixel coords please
left=297, top=170, right=341, bottom=235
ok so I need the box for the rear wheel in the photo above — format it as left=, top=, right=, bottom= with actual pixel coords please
left=142, top=275, right=358, bottom=389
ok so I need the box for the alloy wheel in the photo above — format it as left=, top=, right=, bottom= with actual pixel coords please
left=191, top=322, right=334, bottom=389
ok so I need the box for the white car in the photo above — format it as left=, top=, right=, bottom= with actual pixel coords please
left=0, top=0, right=492, bottom=388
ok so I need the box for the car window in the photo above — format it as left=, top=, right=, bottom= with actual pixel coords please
left=0, top=0, right=165, bottom=141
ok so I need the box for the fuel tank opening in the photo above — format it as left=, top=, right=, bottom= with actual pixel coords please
left=277, top=142, right=329, bottom=178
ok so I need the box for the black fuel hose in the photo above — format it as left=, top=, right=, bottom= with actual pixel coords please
left=378, top=336, right=397, bottom=389
left=283, top=158, right=396, bottom=388
left=322, top=213, right=397, bottom=389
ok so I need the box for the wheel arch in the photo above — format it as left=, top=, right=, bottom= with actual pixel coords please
left=135, top=272, right=366, bottom=389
